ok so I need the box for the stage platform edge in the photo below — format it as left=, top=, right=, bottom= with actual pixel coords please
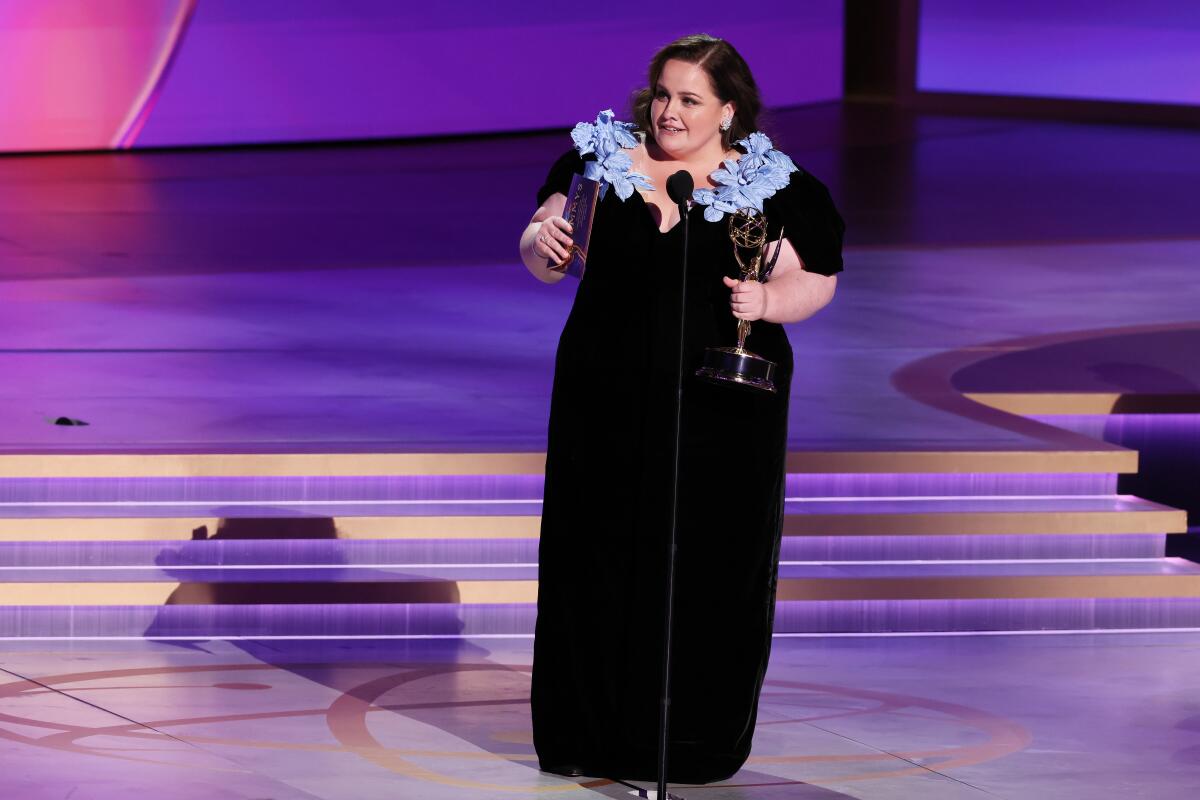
left=0, top=447, right=1139, bottom=478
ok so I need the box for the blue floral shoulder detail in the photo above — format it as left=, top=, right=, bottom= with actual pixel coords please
left=570, top=109, right=654, bottom=201
left=692, top=132, right=798, bottom=222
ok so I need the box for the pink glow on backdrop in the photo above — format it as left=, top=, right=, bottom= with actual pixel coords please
left=0, top=1, right=195, bottom=152
left=0, top=1, right=842, bottom=152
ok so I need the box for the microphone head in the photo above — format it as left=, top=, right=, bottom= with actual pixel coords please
left=666, top=170, right=694, bottom=206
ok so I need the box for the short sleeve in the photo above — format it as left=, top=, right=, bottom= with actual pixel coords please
left=536, top=148, right=586, bottom=207
left=764, top=168, right=845, bottom=276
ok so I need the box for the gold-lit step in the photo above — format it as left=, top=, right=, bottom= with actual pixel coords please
left=0, top=446, right=1136, bottom=478
left=775, top=573, right=1200, bottom=601
left=0, top=516, right=543, bottom=542
left=783, top=509, right=1185, bottom=536
left=2, top=561, right=1199, bottom=605
left=966, top=392, right=1200, bottom=415
left=0, top=580, right=536, bottom=606
left=0, top=495, right=1182, bottom=541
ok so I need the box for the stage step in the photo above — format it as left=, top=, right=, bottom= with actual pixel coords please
left=3, top=572, right=1200, bottom=637
left=0, top=495, right=1182, bottom=540
left=0, top=532, right=1166, bottom=568
left=0, top=447, right=1139, bottom=478
left=781, top=495, right=1184, bottom=536
left=0, top=556, right=1192, bottom=586
left=3, top=597, right=1199, bottom=638
left=780, top=533, right=1165, bottom=560
left=0, top=472, right=1189, bottom=636
left=0, top=558, right=1197, bottom=604
left=0, top=472, right=1119, bottom=502
left=775, top=557, right=1200, bottom=599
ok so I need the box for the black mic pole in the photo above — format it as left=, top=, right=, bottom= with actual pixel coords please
left=654, top=170, right=694, bottom=800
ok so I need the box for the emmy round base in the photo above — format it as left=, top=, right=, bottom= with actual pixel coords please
left=695, top=346, right=777, bottom=393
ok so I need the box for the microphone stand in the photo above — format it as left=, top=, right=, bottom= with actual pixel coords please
left=650, top=171, right=694, bottom=800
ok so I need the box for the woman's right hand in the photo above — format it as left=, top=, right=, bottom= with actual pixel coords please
left=534, top=216, right=574, bottom=264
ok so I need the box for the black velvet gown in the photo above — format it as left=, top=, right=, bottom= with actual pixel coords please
left=530, top=148, right=845, bottom=784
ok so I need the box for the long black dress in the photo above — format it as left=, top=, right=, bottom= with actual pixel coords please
left=530, top=147, right=845, bottom=784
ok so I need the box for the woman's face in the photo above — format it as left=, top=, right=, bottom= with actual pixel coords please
left=650, top=58, right=734, bottom=159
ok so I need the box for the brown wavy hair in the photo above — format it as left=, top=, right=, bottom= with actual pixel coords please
left=631, top=34, right=763, bottom=148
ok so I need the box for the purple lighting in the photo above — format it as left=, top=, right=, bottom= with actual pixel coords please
left=918, top=0, right=1200, bottom=106
left=136, top=1, right=844, bottom=149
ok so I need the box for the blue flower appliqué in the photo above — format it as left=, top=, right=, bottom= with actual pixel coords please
left=570, top=109, right=653, bottom=201
left=691, top=132, right=798, bottom=222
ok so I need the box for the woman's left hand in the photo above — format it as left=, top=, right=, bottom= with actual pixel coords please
left=723, top=276, right=767, bottom=321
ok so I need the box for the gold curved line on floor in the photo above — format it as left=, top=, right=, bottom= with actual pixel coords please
left=324, top=667, right=610, bottom=792
left=0, top=663, right=1031, bottom=788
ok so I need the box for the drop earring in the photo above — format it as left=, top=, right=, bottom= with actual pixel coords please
left=720, top=116, right=732, bottom=132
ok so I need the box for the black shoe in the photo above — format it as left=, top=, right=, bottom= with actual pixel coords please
left=543, top=764, right=586, bottom=777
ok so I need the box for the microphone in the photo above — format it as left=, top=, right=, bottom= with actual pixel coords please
left=666, top=170, right=694, bottom=207
left=657, top=167, right=694, bottom=800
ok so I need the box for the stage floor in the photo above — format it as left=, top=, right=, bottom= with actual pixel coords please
left=2, top=103, right=1199, bottom=798
left=2, top=103, right=1199, bottom=466
left=1, top=632, right=1197, bottom=799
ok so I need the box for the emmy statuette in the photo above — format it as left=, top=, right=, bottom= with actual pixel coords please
left=695, top=208, right=784, bottom=393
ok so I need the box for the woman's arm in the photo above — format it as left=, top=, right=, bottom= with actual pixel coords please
left=519, top=193, right=572, bottom=284
left=723, top=237, right=837, bottom=324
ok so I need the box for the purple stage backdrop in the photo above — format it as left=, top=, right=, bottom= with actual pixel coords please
left=0, top=0, right=843, bottom=153
left=918, top=0, right=1200, bottom=106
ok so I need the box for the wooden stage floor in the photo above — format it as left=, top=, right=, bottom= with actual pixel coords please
left=1, top=102, right=1199, bottom=474
left=1, top=103, right=1199, bottom=798
left=1, top=633, right=1198, bottom=799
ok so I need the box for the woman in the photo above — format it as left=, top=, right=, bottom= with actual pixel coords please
left=518, top=34, right=844, bottom=784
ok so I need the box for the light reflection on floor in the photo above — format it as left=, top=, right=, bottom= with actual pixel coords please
left=0, top=633, right=1197, bottom=799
